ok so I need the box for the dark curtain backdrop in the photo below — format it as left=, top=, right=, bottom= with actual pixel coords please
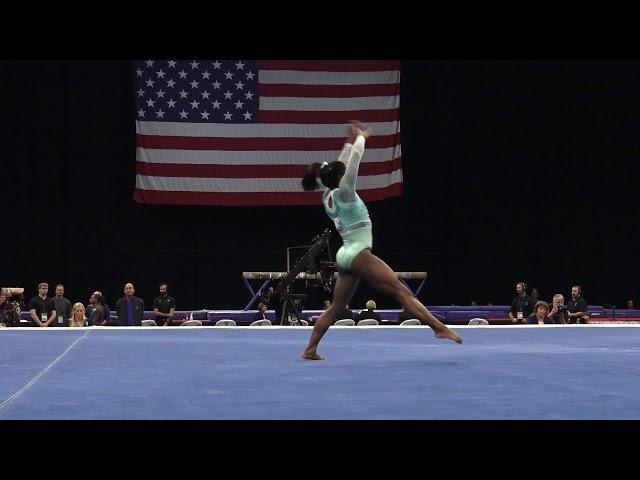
left=3, top=60, right=639, bottom=310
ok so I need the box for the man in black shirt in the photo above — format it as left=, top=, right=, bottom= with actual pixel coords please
left=509, top=282, right=535, bottom=324
left=28, top=282, right=56, bottom=327
left=567, top=285, right=589, bottom=324
left=153, top=282, right=175, bottom=326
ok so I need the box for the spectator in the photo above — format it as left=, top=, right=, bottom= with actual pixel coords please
left=88, top=293, right=107, bottom=326
left=28, top=282, right=57, bottom=327
left=547, top=294, right=569, bottom=324
left=93, top=291, right=111, bottom=320
left=153, top=282, right=175, bottom=326
left=0, top=292, right=20, bottom=327
left=567, top=285, right=589, bottom=324
left=309, top=299, right=331, bottom=325
left=357, top=299, right=381, bottom=324
left=509, top=282, right=535, bottom=324
left=254, top=302, right=268, bottom=321
left=470, top=300, right=477, bottom=306
left=115, top=283, right=144, bottom=326
left=531, top=288, right=540, bottom=302
left=52, top=283, right=72, bottom=327
left=69, top=302, right=88, bottom=327
left=334, top=304, right=354, bottom=324
left=398, top=308, right=414, bottom=323
left=627, top=299, right=635, bottom=310
left=526, top=301, right=553, bottom=324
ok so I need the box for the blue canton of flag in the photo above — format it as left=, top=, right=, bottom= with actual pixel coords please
left=133, top=60, right=259, bottom=123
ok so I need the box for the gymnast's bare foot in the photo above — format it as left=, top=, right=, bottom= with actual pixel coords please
left=435, top=327, right=463, bottom=344
left=301, top=349, right=325, bottom=360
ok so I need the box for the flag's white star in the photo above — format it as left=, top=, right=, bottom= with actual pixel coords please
left=235, top=81, right=244, bottom=90
left=135, top=68, right=143, bottom=77
left=243, top=111, right=253, bottom=120
left=137, top=109, right=145, bottom=117
left=190, top=79, right=200, bottom=89
left=179, top=89, right=188, bottom=99
left=212, top=80, right=221, bottom=90
left=200, top=111, right=210, bottom=120
left=223, top=90, right=233, bottom=99
left=201, top=90, right=210, bottom=99
left=234, top=100, right=244, bottom=109
left=223, top=111, right=233, bottom=120
left=235, top=61, right=245, bottom=70
left=145, top=79, right=155, bottom=87
left=156, top=109, right=165, bottom=118
left=166, top=79, right=176, bottom=88
left=212, top=99, right=221, bottom=109
left=190, top=60, right=199, bottom=69
left=245, top=71, right=255, bottom=80
left=224, top=70, right=234, bottom=80
left=156, top=69, right=166, bottom=79
left=179, top=110, right=188, bottom=119
left=190, top=100, right=200, bottom=109
left=156, top=89, right=166, bottom=98
left=167, top=99, right=176, bottom=108
left=136, top=88, right=145, bottom=97
left=146, top=99, right=156, bottom=107
left=178, top=70, right=188, bottom=79
left=244, top=91, right=254, bottom=100
left=167, top=60, right=177, bottom=68
left=212, top=60, right=222, bottom=69
left=145, top=60, right=154, bottom=68
left=201, top=70, right=211, bottom=80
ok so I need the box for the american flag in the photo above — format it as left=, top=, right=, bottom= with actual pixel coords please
left=133, top=60, right=402, bottom=206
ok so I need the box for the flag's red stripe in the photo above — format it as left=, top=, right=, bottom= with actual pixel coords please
left=258, top=109, right=400, bottom=124
left=134, top=183, right=404, bottom=206
left=136, top=132, right=401, bottom=150
left=136, top=158, right=403, bottom=178
left=258, top=60, right=400, bottom=72
left=259, top=83, right=400, bottom=98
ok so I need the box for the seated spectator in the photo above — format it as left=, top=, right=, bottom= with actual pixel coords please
left=398, top=309, right=414, bottom=323
left=0, top=292, right=21, bottom=327
left=69, top=302, right=88, bottom=327
left=526, top=301, right=553, bottom=324
left=627, top=299, right=635, bottom=310
left=357, top=300, right=381, bottom=324
left=309, top=299, right=331, bottom=325
left=334, top=304, right=354, bottom=324
left=567, top=285, right=589, bottom=324
left=254, top=302, right=268, bottom=321
left=547, top=294, right=569, bottom=324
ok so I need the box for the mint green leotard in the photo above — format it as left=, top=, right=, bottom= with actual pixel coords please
left=322, top=135, right=372, bottom=271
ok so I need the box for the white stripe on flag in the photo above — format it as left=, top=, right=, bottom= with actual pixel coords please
left=136, top=121, right=401, bottom=137
left=136, top=147, right=401, bottom=165
left=136, top=170, right=404, bottom=193
left=259, top=95, right=400, bottom=111
left=259, top=70, right=400, bottom=85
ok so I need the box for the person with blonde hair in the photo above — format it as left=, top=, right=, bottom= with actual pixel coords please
left=69, top=302, right=87, bottom=327
left=356, top=299, right=381, bottom=324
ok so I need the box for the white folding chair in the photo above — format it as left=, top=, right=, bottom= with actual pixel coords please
left=357, top=319, right=379, bottom=326
left=250, top=319, right=272, bottom=326
left=333, top=319, right=355, bottom=326
left=181, top=319, right=203, bottom=326
left=215, top=319, right=237, bottom=326
left=400, top=319, right=421, bottom=326
left=468, top=318, right=489, bottom=325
